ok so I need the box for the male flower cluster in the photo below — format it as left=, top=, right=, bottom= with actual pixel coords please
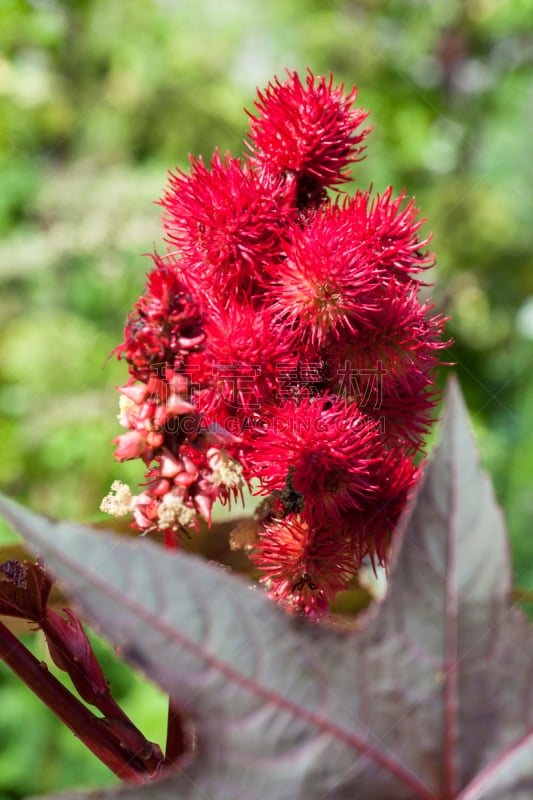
left=102, top=70, right=447, bottom=615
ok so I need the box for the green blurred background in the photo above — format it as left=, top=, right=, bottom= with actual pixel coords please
left=1, top=0, right=532, bottom=795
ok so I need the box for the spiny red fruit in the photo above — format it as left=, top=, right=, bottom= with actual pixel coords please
left=203, top=299, right=299, bottom=416
left=271, top=204, right=382, bottom=347
left=160, top=151, right=284, bottom=300
left=246, top=69, right=370, bottom=207
left=325, top=285, right=448, bottom=450
left=252, top=515, right=355, bottom=618
left=115, top=253, right=205, bottom=383
left=342, top=449, right=420, bottom=566
left=104, top=69, right=449, bottom=617
left=247, top=392, right=383, bottom=526
left=342, top=187, right=434, bottom=283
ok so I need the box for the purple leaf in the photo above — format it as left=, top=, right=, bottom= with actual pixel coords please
left=1, top=376, right=532, bottom=800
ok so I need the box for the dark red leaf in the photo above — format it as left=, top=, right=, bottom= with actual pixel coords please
left=0, top=558, right=52, bottom=622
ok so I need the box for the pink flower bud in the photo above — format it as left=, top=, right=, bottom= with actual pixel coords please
left=194, top=493, right=213, bottom=524
left=112, top=431, right=146, bottom=461
left=159, top=448, right=183, bottom=478
left=118, top=383, right=148, bottom=404
left=181, top=453, right=198, bottom=477
left=166, top=395, right=196, bottom=416
left=165, top=367, right=189, bottom=394
left=174, top=471, right=196, bottom=487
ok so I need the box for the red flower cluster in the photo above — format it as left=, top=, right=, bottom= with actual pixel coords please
left=103, top=69, right=448, bottom=613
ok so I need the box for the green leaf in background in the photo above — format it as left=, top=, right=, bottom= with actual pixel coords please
left=0, top=518, right=19, bottom=545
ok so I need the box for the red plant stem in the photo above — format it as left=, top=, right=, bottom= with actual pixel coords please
left=164, top=528, right=179, bottom=549
left=40, top=614, right=143, bottom=720
left=38, top=613, right=163, bottom=775
left=0, top=620, right=149, bottom=783
left=162, top=528, right=187, bottom=765
left=166, top=698, right=187, bottom=765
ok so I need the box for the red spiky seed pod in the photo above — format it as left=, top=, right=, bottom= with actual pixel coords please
left=160, top=151, right=284, bottom=300
left=246, top=69, right=370, bottom=208
left=247, top=392, right=386, bottom=525
left=271, top=204, right=382, bottom=347
left=252, top=514, right=355, bottom=618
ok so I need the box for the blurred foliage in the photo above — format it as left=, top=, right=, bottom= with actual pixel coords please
left=0, top=0, right=532, bottom=795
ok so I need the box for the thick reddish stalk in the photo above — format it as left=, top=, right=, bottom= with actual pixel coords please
left=162, top=529, right=187, bottom=765
left=0, top=620, right=150, bottom=783
left=166, top=698, right=188, bottom=765
left=38, top=613, right=164, bottom=776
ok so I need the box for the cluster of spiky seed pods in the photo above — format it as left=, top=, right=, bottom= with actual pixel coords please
left=102, top=70, right=447, bottom=617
